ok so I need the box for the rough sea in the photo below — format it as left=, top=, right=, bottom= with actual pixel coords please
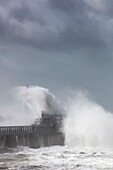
left=0, top=145, right=113, bottom=170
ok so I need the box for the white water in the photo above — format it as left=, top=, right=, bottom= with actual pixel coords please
left=1, top=146, right=113, bottom=170
left=16, top=86, right=65, bottom=116
left=64, top=91, right=113, bottom=148
left=0, top=86, right=65, bottom=125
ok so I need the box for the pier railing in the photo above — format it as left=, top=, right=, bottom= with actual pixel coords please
left=0, top=125, right=55, bottom=136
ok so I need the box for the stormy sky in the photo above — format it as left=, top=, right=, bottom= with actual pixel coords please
left=0, top=0, right=113, bottom=111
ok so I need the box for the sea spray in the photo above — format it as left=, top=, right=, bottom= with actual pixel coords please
left=15, top=86, right=48, bottom=119
left=64, top=91, right=113, bottom=147
left=0, top=86, right=65, bottom=126
left=15, top=86, right=65, bottom=117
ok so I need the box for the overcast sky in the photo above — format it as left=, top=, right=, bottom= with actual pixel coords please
left=0, top=0, right=113, bottom=111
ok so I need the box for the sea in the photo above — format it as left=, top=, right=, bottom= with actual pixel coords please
left=0, top=145, right=113, bottom=170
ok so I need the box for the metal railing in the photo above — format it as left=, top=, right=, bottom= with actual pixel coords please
left=0, top=125, right=56, bottom=136
left=0, top=126, right=32, bottom=134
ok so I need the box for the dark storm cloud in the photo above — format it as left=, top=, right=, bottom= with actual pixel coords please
left=10, top=3, right=34, bottom=22
left=48, top=0, right=77, bottom=12
left=49, top=0, right=113, bottom=48
left=0, top=0, right=112, bottom=51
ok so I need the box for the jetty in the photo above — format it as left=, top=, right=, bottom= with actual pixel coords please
left=0, top=113, right=64, bottom=148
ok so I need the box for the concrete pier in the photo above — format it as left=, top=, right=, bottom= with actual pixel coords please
left=0, top=126, right=64, bottom=148
left=0, top=113, right=65, bottom=148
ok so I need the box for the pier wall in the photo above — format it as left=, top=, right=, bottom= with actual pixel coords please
left=0, top=126, right=64, bottom=148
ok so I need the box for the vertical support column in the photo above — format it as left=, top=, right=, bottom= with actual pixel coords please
left=4, top=135, right=17, bottom=147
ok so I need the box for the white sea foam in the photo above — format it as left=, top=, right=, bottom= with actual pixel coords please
left=1, top=146, right=113, bottom=170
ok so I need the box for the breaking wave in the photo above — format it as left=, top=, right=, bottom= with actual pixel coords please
left=0, top=86, right=65, bottom=126
left=64, top=91, right=113, bottom=147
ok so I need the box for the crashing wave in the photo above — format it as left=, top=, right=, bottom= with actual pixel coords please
left=15, top=85, right=65, bottom=119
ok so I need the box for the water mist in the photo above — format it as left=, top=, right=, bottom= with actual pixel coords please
left=0, top=86, right=64, bottom=126
left=64, top=92, right=113, bottom=148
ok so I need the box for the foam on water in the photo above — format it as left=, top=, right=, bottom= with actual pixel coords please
left=0, top=146, right=113, bottom=170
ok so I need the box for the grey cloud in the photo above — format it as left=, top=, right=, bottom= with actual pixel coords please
left=10, top=1, right=45, bottom=25
left=84, top=0, right=113, bottom=17
left=0, top=0, right=112, bottom=52
left=48, top=0, right=77, bottom=12
left=10, top=3, right=34, bottom=22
